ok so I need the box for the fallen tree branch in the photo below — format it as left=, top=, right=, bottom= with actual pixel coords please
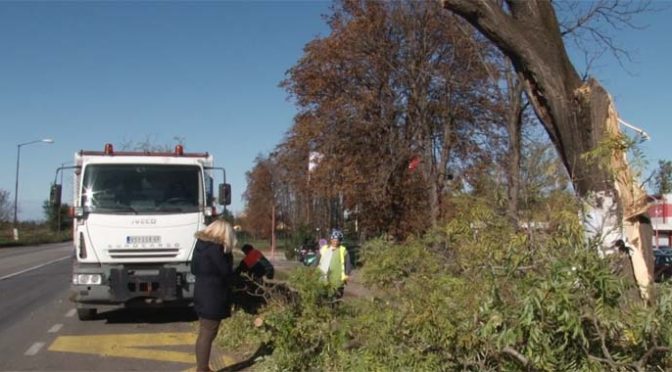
left=502, top=346, right=528, bottom=367
left=591, top=316, right=617, bottom=368
left=632, top=345, right=669, bottom=371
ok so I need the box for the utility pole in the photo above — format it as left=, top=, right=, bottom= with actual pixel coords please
left=13, top=138, right=54, bottom=240
left=271, top=204, right=276, bottom=259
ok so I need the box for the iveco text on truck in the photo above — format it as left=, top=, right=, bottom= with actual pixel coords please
left=50, top=144, right=231, bottom=320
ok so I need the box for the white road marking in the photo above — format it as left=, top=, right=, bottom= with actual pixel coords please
left=0, top=256, right=71, bottom=281
left=48, top=324, right=63, bottom=333
left=25, top=342, right=45, bottom=356
left=65, top=309, right=76, bottom=318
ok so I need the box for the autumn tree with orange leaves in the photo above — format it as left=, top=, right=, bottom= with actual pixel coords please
left=242, top=0, right=559, bottom=240
left=241, top=155, right=276, bottom=239
left=277, top=0, right=505, bottom=238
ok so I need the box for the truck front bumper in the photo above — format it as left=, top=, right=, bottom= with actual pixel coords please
left=72, top=262, right=195, bottom=305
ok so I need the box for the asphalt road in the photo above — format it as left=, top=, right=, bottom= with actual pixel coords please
left=0, top=242, right=231, bottom=371
left=0, top=243, right=365, bottom=371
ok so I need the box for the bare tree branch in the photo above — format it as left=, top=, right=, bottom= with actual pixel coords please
left=502, top=346, right=528, bottom=366
left=633, top=345, right=670, bottom=371
left=556, top=0, right=659, bottom=75
left=591, top=316, right=617, bottom=367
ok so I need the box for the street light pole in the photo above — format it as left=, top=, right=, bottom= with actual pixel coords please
left=56, top=161, right=71, bottom=233
left=13, top=138, right=54, bottom=241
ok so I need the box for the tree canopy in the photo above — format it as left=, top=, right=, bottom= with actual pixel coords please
left=242, top=0, right=565, bottom=240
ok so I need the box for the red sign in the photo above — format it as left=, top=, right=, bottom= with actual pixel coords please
left=648, top=201, right=672, bottom=221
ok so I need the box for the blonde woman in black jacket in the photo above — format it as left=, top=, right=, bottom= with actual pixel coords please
left=191, top=220, right=236, bottom=372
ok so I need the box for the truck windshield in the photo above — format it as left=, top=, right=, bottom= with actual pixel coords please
left=81, top=164, right=202, bottom=214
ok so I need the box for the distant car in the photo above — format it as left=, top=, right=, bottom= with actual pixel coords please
left=654, top=249, right=672, bottom=282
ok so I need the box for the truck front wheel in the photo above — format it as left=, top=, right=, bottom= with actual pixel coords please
left=77, top=308, right=97, bottom=321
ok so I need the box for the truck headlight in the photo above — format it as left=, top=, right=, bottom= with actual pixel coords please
left=73, top=274, right=102, bottom=285
left=186, top=273, right=196, bottom=284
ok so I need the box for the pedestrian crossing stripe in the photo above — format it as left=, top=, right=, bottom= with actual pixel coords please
left=49, top=332, right=235, bottom=367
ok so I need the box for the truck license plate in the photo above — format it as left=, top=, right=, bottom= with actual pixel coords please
left=126, top=235, right=161, bottom=244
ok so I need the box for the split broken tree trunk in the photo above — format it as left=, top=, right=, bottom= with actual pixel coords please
left=441, top=0, right=653, bottom=299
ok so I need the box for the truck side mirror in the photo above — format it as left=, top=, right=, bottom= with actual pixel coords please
left=50, top=184, right=62, bottom=207
left=218, top=183, right=231, bottom=206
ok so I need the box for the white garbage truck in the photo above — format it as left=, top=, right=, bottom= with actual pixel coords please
left=50, top=144, right=231, bottom=320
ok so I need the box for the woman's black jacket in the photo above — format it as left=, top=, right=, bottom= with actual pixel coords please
left=191, top=239, right=233, bottom=320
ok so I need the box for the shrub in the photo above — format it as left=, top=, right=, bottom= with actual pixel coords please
left=219, top=202, right=672, bottom=371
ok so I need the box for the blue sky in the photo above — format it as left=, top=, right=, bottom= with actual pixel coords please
left=0, top=1, right=332, bottom=221
left=0, top=1, right=671, bottom=221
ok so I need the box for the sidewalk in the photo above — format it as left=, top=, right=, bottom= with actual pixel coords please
left=259, top=249, right=300, bottom=273
left=343, top=269, right=374, bottom=299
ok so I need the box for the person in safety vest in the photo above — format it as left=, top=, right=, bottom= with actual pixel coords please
left=235, top=244, right=275, bottom=281
left=316, top=229, right=353, bottom=297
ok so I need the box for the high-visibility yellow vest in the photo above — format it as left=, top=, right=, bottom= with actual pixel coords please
left=320, top=245, right=348, bottom=282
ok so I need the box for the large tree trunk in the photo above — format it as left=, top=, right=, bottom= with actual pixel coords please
left=441, top=0, right=653, bottom=299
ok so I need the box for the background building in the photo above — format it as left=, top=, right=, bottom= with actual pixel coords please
left=648, top=194, right=672, bottom=248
